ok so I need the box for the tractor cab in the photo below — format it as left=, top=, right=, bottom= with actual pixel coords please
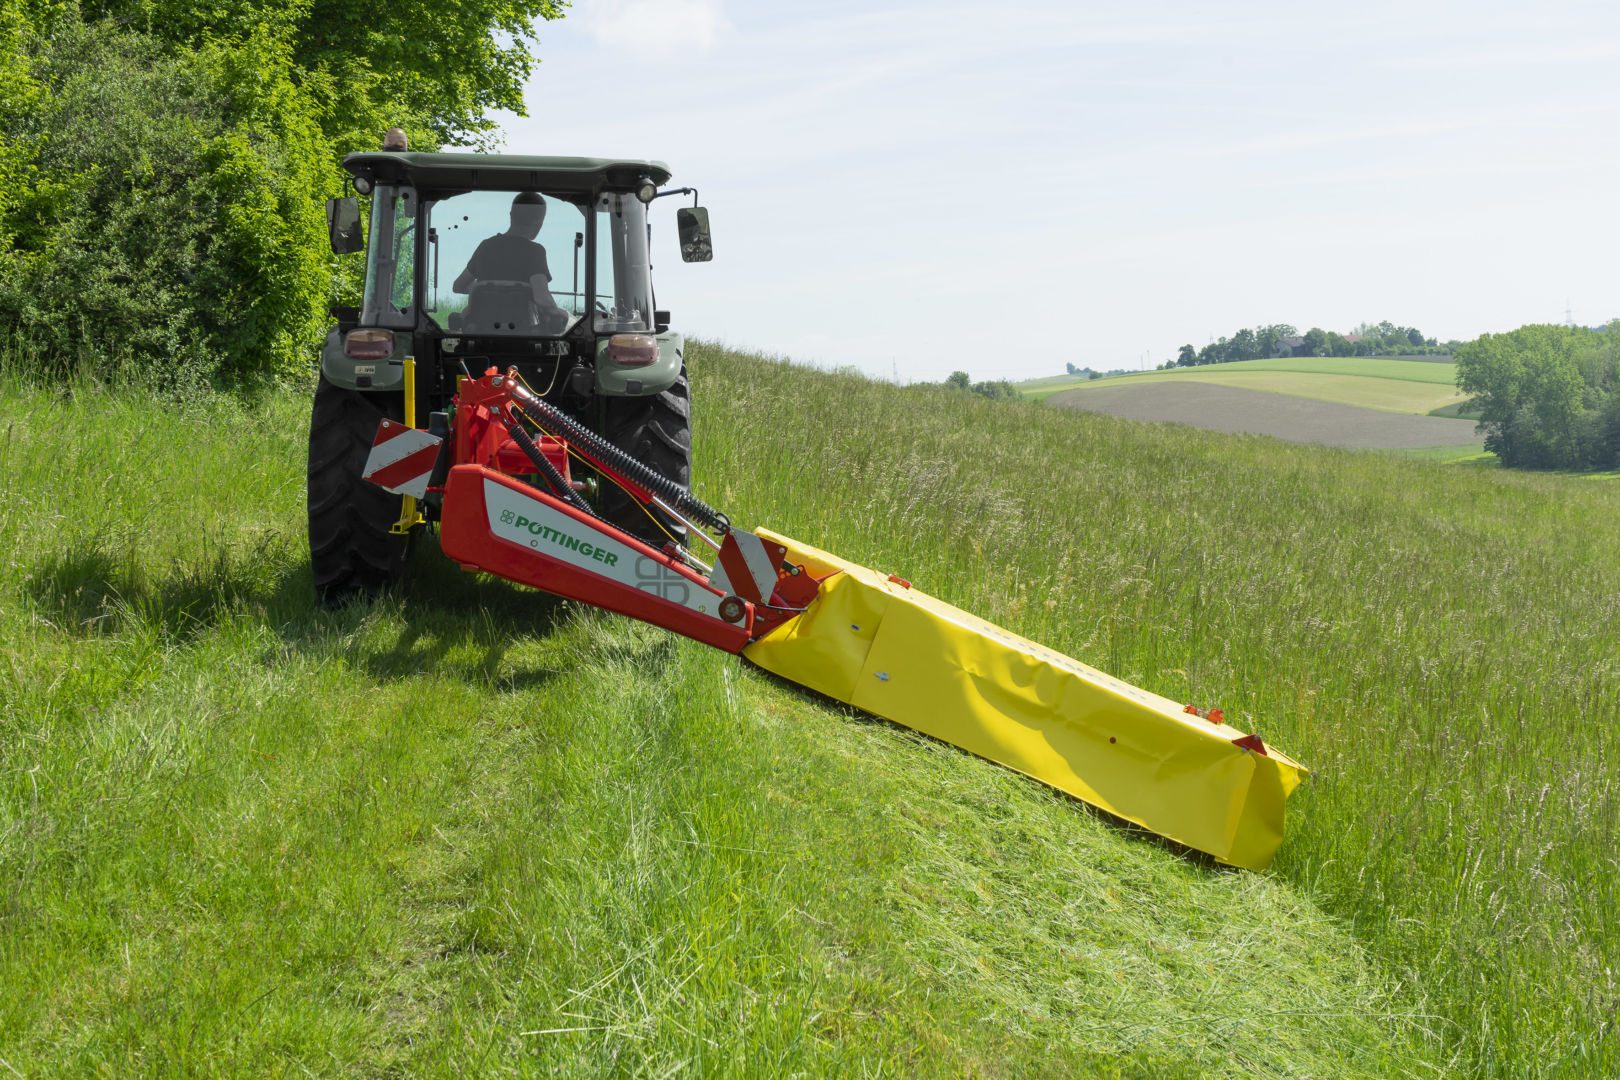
left=323, top=151, right=711, bottom=404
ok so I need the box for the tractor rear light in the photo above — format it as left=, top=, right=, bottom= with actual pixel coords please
left=344, top=328, right=395, bottom=359
left=607, top=333, right=658, bottom=367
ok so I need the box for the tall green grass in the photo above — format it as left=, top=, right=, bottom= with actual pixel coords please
left=697, top=345, right=1617, bottom=1077
left=1, top=343, right=1614, bottom=1075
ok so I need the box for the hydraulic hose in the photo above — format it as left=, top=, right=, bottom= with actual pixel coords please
left=503, top=412, right=597, bottom=517
left=512, top=385, right=729, bottom=533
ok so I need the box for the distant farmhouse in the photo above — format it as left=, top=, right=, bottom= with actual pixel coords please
left=1272, top=334, right=1363, bottom=358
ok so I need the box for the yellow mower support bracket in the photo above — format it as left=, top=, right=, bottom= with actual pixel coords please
left=391, top=356, right=426, bottom=536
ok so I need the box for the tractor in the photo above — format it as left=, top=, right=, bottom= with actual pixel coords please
left=303, top=134, right=1305, bottom=872
left=310, top=131, right=713, bottom=603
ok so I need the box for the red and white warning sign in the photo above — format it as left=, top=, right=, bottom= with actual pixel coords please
left=363, top=420, right=443, bottom=499
left=712, top=529, right=786, bottom=606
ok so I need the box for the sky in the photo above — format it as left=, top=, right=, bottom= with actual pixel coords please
left=484, top=0, right=1620, bottom=382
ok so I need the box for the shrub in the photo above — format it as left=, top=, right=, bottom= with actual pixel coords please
left=0, top=21, right=335, bottom=383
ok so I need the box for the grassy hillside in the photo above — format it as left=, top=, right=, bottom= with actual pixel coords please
left=1025, top=357, right=1465, bottom=414
left=4, top=345, right=1617, bottom=1076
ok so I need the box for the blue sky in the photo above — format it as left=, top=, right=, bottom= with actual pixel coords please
left=486, top=0, right=1620, bottom=381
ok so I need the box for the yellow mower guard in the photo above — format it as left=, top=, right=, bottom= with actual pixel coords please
left=743, top=532, right=1307, bottom=871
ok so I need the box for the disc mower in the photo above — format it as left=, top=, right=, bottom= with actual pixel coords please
left=313, top=134, right=1306, bottom=870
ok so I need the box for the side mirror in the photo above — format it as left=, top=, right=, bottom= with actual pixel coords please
left=327, top=197, right=363, bottom=254
left=676, top=206, right=713, bottom=263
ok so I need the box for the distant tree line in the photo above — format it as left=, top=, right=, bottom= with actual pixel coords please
left=1065, top=362, right=1104, bottom=380
left=1173, top=321, right=1452, bottom=368
left=945, top=371, right=1020, bottom=400
left=1456, top=324, right=1620, bottom=470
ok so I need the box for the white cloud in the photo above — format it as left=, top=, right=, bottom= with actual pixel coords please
left=575, top=0, right=729, bottom=57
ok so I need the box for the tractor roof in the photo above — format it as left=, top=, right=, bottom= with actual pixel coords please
left=343, top=152, right=672, bottom=195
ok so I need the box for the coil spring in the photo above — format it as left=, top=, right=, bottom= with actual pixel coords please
left=519, top=393, right=729, bottom=533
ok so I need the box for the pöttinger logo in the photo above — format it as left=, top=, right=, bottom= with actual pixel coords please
left=635, top=556, right=691, bottom=604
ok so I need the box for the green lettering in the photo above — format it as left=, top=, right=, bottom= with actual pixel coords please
left=602, top=552, right=618, bottom=568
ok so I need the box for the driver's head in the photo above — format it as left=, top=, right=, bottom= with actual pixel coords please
left=510, top=191, right=545, bottom=239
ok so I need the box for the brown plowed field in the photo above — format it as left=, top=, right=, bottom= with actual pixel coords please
left=1048, top=382, right=1482, bottom=449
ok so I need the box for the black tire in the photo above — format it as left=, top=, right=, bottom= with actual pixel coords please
left=599, top=372, right=693, bottom=547
left=307, top=376, right=411, bottom=605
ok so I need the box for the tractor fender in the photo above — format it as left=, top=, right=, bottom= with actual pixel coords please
left=594, top=330, right=683, bottom=396
left=319, top=326, right=408, bottom=392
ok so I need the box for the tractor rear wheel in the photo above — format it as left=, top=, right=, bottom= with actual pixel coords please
left=307, top=376, right=411, bottom=605
left=599, top=371, right=693, bottom=548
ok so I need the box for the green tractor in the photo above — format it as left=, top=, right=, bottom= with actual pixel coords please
left=310, top=133, right=714, bottom=603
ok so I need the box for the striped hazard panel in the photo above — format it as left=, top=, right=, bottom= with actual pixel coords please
left=362, top=420, right=443, bottom=499
left=712, top=529, right=788, bottom=606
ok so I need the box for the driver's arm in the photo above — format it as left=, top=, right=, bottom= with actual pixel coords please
left=530, top=273, right=563, bottom=312
left=453, top=241, right=484, bottom=294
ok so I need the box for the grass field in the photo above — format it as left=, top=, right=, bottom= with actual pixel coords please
left=1046, top=382, right=1481, bottom=451
left=3, top=346, right=1617, bottom=1076
left=1027, top=357, right=1466, bottom=415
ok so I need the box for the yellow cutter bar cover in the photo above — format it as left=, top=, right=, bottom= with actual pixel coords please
left=744, top=531, right=1307, bottom=870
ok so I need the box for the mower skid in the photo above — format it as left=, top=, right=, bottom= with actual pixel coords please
left=742, top=531, right=1306, bottom=871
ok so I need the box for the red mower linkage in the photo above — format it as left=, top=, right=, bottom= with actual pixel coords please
left=364, top=367, right=824, bottom=652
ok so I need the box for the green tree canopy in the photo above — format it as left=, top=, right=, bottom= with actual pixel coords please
left=1, top=0, right=565, bottom=380
left=80, top=0, right=564, bottom=148
left=1455, top=324, right=1620, bottom=469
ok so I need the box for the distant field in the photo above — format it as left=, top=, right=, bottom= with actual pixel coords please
left=1049, top=381, right=1481, bottom=450
left=1026, top=357, right=1466, bottom=414
left=1031, top=356, right=1479, bottom=450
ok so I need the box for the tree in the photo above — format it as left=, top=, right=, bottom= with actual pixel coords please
left=1455, top=325, right=1619, bottom=469
left=1, top=0, right=567, bottom=379
left=1226, top=328, right=1256, bottom=361
left=0, top=23, right=332, bottom=380
left=971, top=379, right=1018, bottom=400
left=946, top=371, right=971, bottom=390
left=1301, top=328, right=1329, bottom=357
left=81, top=0, right=565, bottom=148
left=1256, top=324, right=1296, bottom=359
left=1065, top=362, right=1078, bottom=375
left=1177, top=344, right=1197, bottom=367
